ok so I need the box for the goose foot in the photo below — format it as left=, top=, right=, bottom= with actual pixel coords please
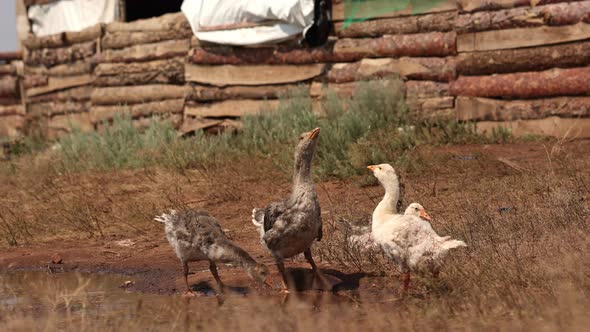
left=182, top=290, right=198, bottom=298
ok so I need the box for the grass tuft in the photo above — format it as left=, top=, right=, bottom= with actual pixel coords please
left=10, top=78, right=512, bottom=178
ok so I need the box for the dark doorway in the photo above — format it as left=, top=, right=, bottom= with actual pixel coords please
left=124, top=0, right=183, bottom=22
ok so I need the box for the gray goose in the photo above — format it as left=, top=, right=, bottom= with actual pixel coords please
left=155, top=209, right=270, bottom=297
left=252, top=127, right=325, bottom=293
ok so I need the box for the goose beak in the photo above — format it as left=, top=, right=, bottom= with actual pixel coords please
left=367, top=165, right=377, bottom=171
left=308, top=127, right=321, bottom=139
left=419, top=209, right=432, bottom=221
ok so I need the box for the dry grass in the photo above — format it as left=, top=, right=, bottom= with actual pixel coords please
left=2, top=142, right=588, bottom=331
left=0, top=108, right=588, bottom=331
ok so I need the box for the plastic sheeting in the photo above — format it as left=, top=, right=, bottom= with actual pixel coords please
left=28, top=0, right=117, bottom=37
left=181, top=0, right=315, bottom=46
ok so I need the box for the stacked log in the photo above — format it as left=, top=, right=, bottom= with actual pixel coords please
left=186, top=1, right=462, bottom=126
left=4, top=0, right=588, bottom=141
left=23, top=24, right=101, bottom=138
left=452, top=0, right=590, bottom=137
left=92, top=13, right=192, bottom=130
left=0, top=61, right=24, bottom=139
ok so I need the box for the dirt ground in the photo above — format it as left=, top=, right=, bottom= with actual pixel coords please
left=1, top=139, right=589, bottom=298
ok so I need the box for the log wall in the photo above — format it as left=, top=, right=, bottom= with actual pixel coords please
left=2, top=0, right=589, bottom=140
left=0, top=56, right=24, bottom=139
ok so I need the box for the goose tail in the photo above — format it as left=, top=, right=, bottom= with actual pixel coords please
left=441, top=239, right=467, bottom=251
left=251, top=208, right=266, bottom=240
left=154, top=209, right=177, bottom=226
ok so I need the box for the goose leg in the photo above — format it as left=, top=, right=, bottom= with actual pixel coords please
left=182, top=261, right=196, bottom=297
left=275, top=259, right=290, bottom=294
left=402, top=272, right=411, bottom=294
left=209, top=261, right=226, bottom=294
left=304, top=249, right=330, bottom=291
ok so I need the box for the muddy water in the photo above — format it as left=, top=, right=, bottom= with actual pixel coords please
left=0, top=271, right=361, bottom=330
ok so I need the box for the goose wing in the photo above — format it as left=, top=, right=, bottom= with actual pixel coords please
left=263, top=200, right=288, bottom=233
left=403, top=216, right=466, bottom=267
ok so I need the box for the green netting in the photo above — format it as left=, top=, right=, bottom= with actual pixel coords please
left=341, top=0, right=448, bottom=29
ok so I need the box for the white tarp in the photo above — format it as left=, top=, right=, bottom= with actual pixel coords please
left=28, top=0, right=117, bottom=37
left=181, top=0, right=315, bottom=46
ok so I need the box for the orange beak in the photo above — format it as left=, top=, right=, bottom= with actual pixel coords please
left=367, top=165, right=377, bottom=171
left=419, top=209, right=432, bottom=221
left=308, top=127, right=321, bottom=139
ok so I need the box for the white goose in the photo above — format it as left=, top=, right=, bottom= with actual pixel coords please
left=367, top=164, right=466, bottom=293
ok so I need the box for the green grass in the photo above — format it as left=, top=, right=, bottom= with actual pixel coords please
left=20, top=78, right=512, bottom=177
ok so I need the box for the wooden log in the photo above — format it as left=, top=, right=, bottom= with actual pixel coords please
left=29, top=101, right=90, bottom=117
left=184, top=100, right=280, bottom=118
left=413, top=108, right=455, bottom=120
left=0, top=115, right=24, bottom=139
left=450, top=67, right=590, bottom=98
left=0, top=105, right=25, bottom=116
left=405, top=81, right=450, bottom=99
left=456, top=0, right=580, bottom=13
left=25, top=41, right=96, bottom=67
left=476, top=116, right=590, bottom=139
left=457, top=22, right=590, bottom=52
left=190, top=40, right=349, bottom=65
left=0, top=97, right=21, bottom=106
left=334, top=11, right=456, bottom=37
left=47, top=112, right=93, bottom=138
left=333, top=33, right=455, bottom=58
left=26, top=74, right=93, bottom=97
left=63, top=24, right=103, bottom=45
left=310, top=81, right=357, bottom=98
left=91, top=85, right=188, bottom=105
left=106, top=12, right=190, bottom=32
left=189, top=32, right=456, bottom=65
left=94, top=72, right=184, bottom=86
left=95, top=58, right=183, bottom=76
left=99, top=39, right=190, bottom=63
left=456, top=96, right=590, bottom=121
left=90, top=98, right=185, bottom=124
left=188, top=84, right=301, bottom=102
left=23, top=24, right=102, bottom=49
left=130, top=113, right=183, bottom=131
left=24, top=33, right=63, bottom=50
left=102, top=30, right=193, bottom=49
left=406, top=96, right=455, bottom=111
left=94, top=58, right=184, bottom=86
left=455, top=1, right=590, bottom=33
left=26, top=61, right=93, bottom=77
left=328, top=57, right=456, bottom=83
left=0, top=64, right=16, bottom=75
left=0, top=52, right=22, bottom=61
left=28, top=86, right=92, bottom=103
left=23, top=74, right=48, bottom=89
left=456, top=41, right=590, bottom=75
left=332, top=0, right=457, bottom=21
left=180, top=117, right=226, bottom=134
left=0, top=76, right=19, bottom=98
left=181, top=117, right=242, bottom=135
left=185, top=64, right=324, bottom=86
